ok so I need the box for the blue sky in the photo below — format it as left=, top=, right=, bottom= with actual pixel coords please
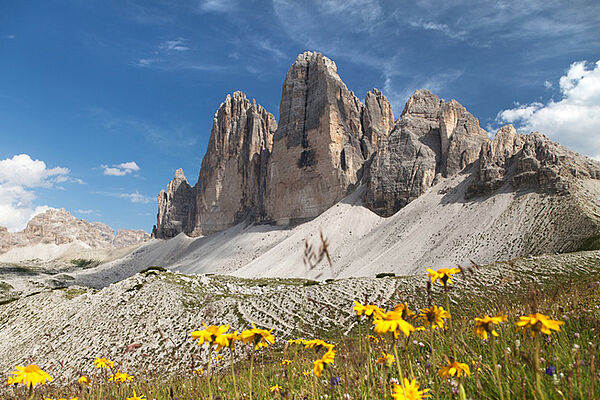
left=1, top=0, right=599, bottom=233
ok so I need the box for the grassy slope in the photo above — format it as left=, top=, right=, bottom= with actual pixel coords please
left=2, top=250, right=600, bottom=399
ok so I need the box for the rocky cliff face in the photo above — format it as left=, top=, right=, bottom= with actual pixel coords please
left=194, top=91, right=277, bottom=234
left=363, top=89, right=489, bottom=216
left=467, top=125, right=600, bottom=198
left=0, top=209, right=149, bottom=254
left=154, top=51, right=600, bottom=238
left=153, top=169, right=196, bottom=239
left=265, top=51, right=393, bottom=224
left=153, top=92, right=277, bottom=238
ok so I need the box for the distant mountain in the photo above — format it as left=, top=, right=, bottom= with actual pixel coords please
left=0, top=208, right=149, bottom=254
left=148, top=51, right=600, bottom=278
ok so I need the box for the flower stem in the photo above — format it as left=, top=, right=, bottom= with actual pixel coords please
left=534, top=335, right=545, bottom=400
left=491, top=336, right=505, bottom=400
left=207, top=346, right=213, bottom=400
left=230, top=347, right=239, bottom=399
left=393, top=339, right=404, bottom=383
left=249, top=347, right=255, bottom=400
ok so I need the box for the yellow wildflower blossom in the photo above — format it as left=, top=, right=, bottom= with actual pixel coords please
left=93, top=357, right=114, bottom=369
left=367, top=334, right=380, bottom=343
left=240, top=324, right=275, bottom=349
left=353, top=301, right=385, bottom=319
left=392, top=378, right=431, bottom=400
left=192, top=368, right=205, bottom=375
left=7, top=364, right=53, bottom=387
left=77, top=375, right=90, bottom=386
left=418, top=306, right=451, bottom=330
left=108, top=371, right=134, bottom=383
left=270, top=384, right=282, bottom=392
left=394, top=303, right=416, bottom=320
left=515, top=313, right=564, bottom=336
left=126, top=390, right=147, bottom=400
left=376, top=352, right=395, bottom=367
left=474, top=314, right=507, bottom=340
left=302, top=369, right=312, bottom=376
left=302, top=338, right=335, bottom=352
left=426, top=267, right=461, bottom=286
left=439, top=360, right=471, bottom=378
left=281, top=359, right=292, bottom=366
left=373, top=310, right=416, bottom=338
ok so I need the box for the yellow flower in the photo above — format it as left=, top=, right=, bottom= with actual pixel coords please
left=281, top=359, right=292, bottom=366
left=93, top=357, right=114, bottom=369
left=7, top=364, right=53, bottom=387
left=193, top=368, right=205, bottom=375
left=302, top=369, right=312, bottom=376
left=353, top=301, right=385, bottom=319
left=426, top=267, right=461, bottom=286
left=393, top=303, right=416, bottom=320
left=312, top=349, right=336, bottom=377
left=373, top=310, right=416, bottom=338
left=44, top=398, right=78, bottom=400
left=108, top=371, right=134, bottom=383
left=220, top=330, right=241, bottom=351
left=191, top=324, right=231, bottom=350
left=366, top=334, right=380, bottom=343
left=418, top=306, right=451, bottom=330
left=126, top=390, right=147, bottom=400
left=313, top=358, right=326, bottom=377
left=302, top=338, right=335, bottom=352
left=240, top=324, right=275, bottom=349
left=270, top=384, right=282, bottom=392
left=439, top=360, right=471, bottom=378
left=376, top=352, right=395, bottom=367
left=474, top=314, right=507, bottom=340
left=515, top=313, right=564, bottom=337
left=392, top=378, right=431, bottom=400
left=77, top=375, right=90, bottom=386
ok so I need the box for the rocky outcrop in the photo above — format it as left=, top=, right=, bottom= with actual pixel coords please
left=153, top=51, right=600, bottom=237
left=0, top=209, right=149, bottom=254
left=467, top=125, right=600, bottom=198
left=153, top=92, right=277, bottom=238
left=265, top=52, right=392, bottom=224
left=153, top=169, right=196, bottom=238
left=363, top=89, right=489, bottom=216
left=193, top=91, right=277, bottom=234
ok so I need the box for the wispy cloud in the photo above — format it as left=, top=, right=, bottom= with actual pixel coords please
left=89, top=107, right=198, bottom=153
left=96, top=190, right=153, bottom=204
left=102, top=161, right=140, bottom=176
left=197, top=0, right=238, bottom=13
left=409, top=19, right=466, bottom=40
left=2, top=34, right=16, bottom=39
left=159, top=38, right=189, bottom=52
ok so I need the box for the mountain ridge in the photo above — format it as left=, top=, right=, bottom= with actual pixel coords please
left=154, top=51, right=600, bottom=245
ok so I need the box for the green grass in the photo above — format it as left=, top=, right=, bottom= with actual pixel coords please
left=4, top=260, right=600, bottom=400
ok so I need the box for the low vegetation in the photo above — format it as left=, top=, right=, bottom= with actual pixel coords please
left=3, top=259, right=599, bottom=400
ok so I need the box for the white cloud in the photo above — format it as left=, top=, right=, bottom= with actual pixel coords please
left=198, top=0, right=237, bottom=13
left=409, top=19, right=467, bottom=40
left=544, top=80, right=553, bottom=89
left=102, top=161, right=140, bottom=176
left=0, top=154, right=70, bottom=232
left=95, top=190, right=153, bottom=204
left=159, top=38, right=189, bottom=52
left=3, top=35, right=16, bottom=39
left=497, top=60, right=600, bottom=160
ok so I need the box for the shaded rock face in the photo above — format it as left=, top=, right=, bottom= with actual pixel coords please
left=265, top=52, right=393, bottom=223
left=467, top=125, right=600, bottom=198
left=193, top=91, right=277, bottom=234
left=0, top=209, right=149, bottom=254
left=153, top=169, right=196, bottom=239
left=154, top=92, right=277, bottom=238
left=363, top=89, right=489, bottom=217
